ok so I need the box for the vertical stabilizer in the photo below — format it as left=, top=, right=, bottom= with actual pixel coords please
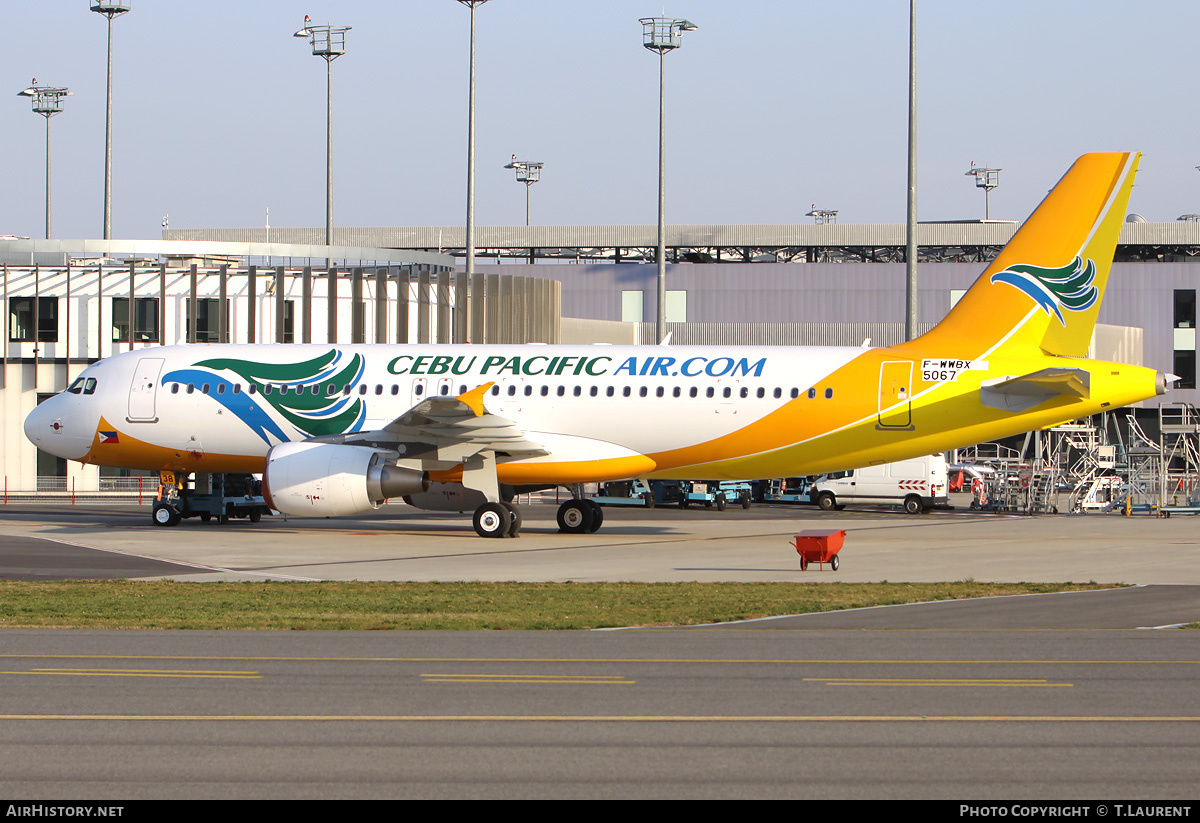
left=909, top=152, right=1139, bottom=358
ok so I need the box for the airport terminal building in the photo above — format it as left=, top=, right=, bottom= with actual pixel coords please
left=3, top=220, right=1197, bottom=492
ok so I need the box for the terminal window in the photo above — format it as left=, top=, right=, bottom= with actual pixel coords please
left=9, top=296, right=58, bottom=342
left=111, top=297, right=160, bottom=343
left=185, top=298, right=225, bottom=343
left=1174, top=290, right=1196, bottom=389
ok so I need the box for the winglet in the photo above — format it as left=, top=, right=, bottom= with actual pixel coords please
left=457, top=382, right=494, bottom=417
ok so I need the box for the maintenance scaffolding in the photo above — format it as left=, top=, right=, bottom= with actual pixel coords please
left=956, top=404, right=1200, bottom=516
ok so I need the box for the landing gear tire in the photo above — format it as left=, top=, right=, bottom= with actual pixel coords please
left=817, top=492, right=838, bottom=512
left=583, top=499, right=604, bottom=533
left=473, top=502, right=510, bottom=538
left=557, top=500, right=595, bottom=534
left=903, top=495, right=923, bottom=515
left=152, top=503, right=181, bottom=527
left=501, top=502, right=522, bottom=537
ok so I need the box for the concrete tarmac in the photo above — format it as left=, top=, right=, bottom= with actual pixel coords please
left=0, top=497, right=1198, bottom=584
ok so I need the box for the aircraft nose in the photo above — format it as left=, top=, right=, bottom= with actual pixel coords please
left=24, top=395, right=89, bottom=460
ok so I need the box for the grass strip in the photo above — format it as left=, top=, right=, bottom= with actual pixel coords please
left=0, top=580, right=1118, bottom=631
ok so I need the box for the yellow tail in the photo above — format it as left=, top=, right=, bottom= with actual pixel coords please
left=907, top=152, right=1139, bottom=359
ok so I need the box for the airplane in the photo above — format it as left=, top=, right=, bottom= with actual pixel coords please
left=24, top=152, right=1174, bottom=537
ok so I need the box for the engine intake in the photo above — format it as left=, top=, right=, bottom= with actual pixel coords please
left=262, top=441, right=428, bottom=517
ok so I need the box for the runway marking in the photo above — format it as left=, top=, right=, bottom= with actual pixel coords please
left=804, top=677, right=1072, bottom=688
left=0, top=714, right=1196, bottom=722
left=4, top=668, right=261, bottom=680
left=421, top=673, right=634, bottom=685
left=0, top=654, right=1194, bottom=666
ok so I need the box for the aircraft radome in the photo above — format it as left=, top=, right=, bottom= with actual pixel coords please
left=24, top=152, right=1175, bottom=537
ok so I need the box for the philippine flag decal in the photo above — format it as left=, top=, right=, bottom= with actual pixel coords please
left=99, top=431, right=120, bottom=444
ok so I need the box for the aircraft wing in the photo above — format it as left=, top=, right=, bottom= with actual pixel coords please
left=338, top=382, right=549, bottom=462
left=979, top=367, right=1091, bottom=412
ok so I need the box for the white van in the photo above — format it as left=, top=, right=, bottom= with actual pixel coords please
left=809, top=454, right=949, bottom=514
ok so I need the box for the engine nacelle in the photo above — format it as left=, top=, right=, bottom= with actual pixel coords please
left=262, top=441, right=428, bottom=517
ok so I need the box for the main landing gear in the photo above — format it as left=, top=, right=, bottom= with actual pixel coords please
left=472, top=501, right=522, bottom=538
left=556, top=495, right=603, bottom=535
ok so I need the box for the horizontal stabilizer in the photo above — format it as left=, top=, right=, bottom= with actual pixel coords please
left=980, top=367, right=1091, bottom=412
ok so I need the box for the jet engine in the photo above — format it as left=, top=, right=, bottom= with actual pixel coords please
left=262, top=441, right=428, bottom=517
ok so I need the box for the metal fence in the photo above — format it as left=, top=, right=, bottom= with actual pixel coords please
left=2, top=476, right=154, bottom=504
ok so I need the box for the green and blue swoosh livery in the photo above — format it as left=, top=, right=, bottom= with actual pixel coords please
left=164, top=349, right=366, bottom=443
left=988, top=256, right=1099, bottom=326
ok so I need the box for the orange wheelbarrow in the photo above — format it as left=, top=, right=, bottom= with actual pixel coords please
left=790, top=529, right=845, bottom=571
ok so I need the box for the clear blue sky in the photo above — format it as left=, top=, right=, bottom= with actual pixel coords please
left=4, top=0, right=1199, bottom=240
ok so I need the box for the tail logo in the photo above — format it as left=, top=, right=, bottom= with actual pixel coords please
left=989, top=256, right=1099, bottom=326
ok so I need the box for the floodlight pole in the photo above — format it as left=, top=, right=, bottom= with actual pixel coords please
left=905, top=0, right=918, bottom=342
left=505, top=158, right=543, bottom=263
left=965, top=164, right=1002, bottom=219
left=641, top=16, right=696, bottom=344
left=504, top=159, right=544, bottom=226
left=294, top=21, right=351, bottom=253
left=91, top=2, right=130, bottom=241
left=458, top=1, right=492, bottom=278
left=19, top=84, right=71, bottom=239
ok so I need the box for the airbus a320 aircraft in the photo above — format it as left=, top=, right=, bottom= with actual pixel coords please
left=25, top=153, right=1173, bottom=537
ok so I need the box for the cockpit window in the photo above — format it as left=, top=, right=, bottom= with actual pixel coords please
left=83, top=378, right=97, bottom=395
left=66, top=378, right=85, bottom=395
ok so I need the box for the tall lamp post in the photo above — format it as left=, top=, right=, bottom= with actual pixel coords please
left=294, top=18, right=351, bottom=251
left=965, top=163, right=1001, bottom=219
left=457, top=1, right=492, bottom=279
left=905, top=0, right=918, bottom=341
left=640, top=16, right=696, bottom=344
left=18, top=82, right=72, bottom=239
left=90, top=1, right=130, bottom=240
